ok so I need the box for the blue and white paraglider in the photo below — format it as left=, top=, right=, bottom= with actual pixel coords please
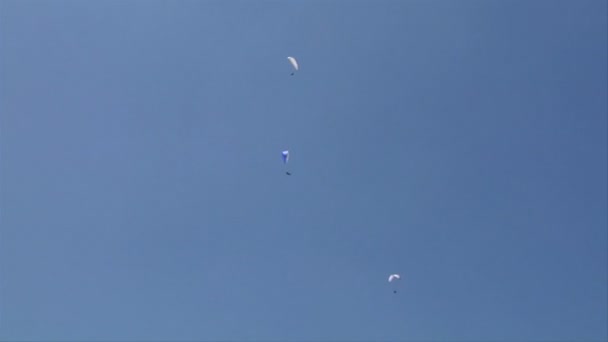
left=388, top=274, right=401, bottom=294
left=287, top=57, right=299, bottom=76
left=282, top=150, right=291, bottom=175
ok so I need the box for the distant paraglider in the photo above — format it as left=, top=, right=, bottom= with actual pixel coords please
left=287, top=56, right=299, bottom=76
left=282, top=150, right=291, bottom=175
left=388, top=274, right=401, bottom=294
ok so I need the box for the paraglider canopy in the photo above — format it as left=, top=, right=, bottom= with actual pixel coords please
left=281, top=150, right=289, bottom=164
left=287, top=56, right=298, bottom=75
left=388, top=274, right=400, bottom=282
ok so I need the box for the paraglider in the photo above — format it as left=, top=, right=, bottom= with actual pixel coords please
left=388, top=274, right=401, bottom=294
left=287, top=56, right=299, bottom=76
left=282, top=150, right=291, bottom=175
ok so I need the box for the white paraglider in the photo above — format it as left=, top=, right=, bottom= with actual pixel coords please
left=282, top=150, right=291, bottom=175
left=287, top=56, right=299, bottom=76
left=388, top=274, right=401, bottom=294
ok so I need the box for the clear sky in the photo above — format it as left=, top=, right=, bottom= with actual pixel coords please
left=1, top=0, right=606, bottom=341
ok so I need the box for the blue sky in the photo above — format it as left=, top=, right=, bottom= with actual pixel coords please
left=1, top=0, right=606, bottom=341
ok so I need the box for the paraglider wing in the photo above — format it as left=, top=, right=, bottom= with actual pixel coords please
left=287, top=56, right=299, bottom=72
left=282, top=150, right=289, bottom=164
